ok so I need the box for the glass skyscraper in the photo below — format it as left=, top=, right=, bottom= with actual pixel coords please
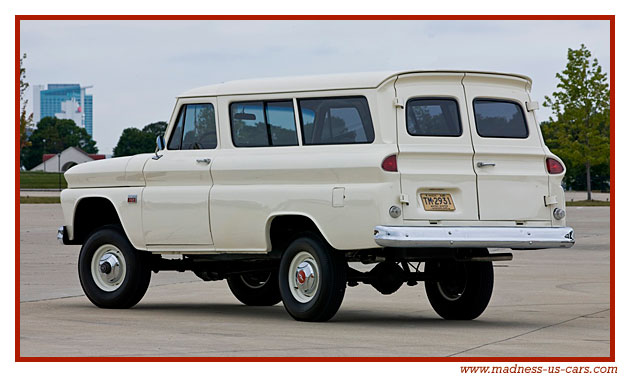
left=33, top=84, right=94, bottom=136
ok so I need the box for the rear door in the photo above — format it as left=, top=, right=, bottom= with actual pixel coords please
left=462, top=73, right=550, bottom=221
left=395, top=73, right=479, bottom=221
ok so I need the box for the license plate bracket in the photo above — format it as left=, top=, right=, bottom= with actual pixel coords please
left=419, top=193, right=456, bottom=211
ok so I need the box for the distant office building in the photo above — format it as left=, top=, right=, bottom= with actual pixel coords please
left=33, top=84, right=93, bottom=136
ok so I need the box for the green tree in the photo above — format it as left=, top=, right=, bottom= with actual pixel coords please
left=113, top=121, right=167, bottom=157
left=20, top=53, right=34, bottom=167
left=141, top=121, right=167, bottom=137
left=542, top=44, right=610, bottom=199
left=22, top=117, right=98, bottom=170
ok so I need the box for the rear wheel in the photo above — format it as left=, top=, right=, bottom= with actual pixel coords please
left=424, top=256, right=494, bottom=320
left=278, top=234, right=346, bottom=322
left=78, top=226, right=151, bottom=309
left=227, top=271, right=282, bottom=306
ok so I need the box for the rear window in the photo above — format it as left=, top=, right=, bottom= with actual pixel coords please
left=473, top=99, right=528, bottom=138
left=230, top=100, right=298, bottom=147
left=406, top=98, right=462, bottom=137
left=298, top=97, right=374, bottom=145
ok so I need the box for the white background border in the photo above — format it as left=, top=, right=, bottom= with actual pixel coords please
left=4, top=1, right=622, bottom=376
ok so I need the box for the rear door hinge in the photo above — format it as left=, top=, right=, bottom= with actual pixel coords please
left=526, top=101, right=539, bottom=112
left=394, top=97, right=404, bottom=109
left=399, top=194, right=410, bottom=205
left=544, top=195, right=558, bottom=206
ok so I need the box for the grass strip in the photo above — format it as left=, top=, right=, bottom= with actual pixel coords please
left=20, top=171, right=67, bottom=189
left=20, top=196, right=61, bottom=204
left=566, top=200, right=610, bottom=207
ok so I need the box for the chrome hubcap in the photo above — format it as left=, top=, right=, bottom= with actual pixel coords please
left=289, top=251, right=320, bottom=303
left=240, top=272, right=271, bottom=289
left=437, top=281, right=465, bottom=301
left=91, top=244, right=126, bottom=292
left=436, top=262, right=467, bottom=301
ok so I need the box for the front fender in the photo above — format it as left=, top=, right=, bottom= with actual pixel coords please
left=60, top=187, right=146, bottom=250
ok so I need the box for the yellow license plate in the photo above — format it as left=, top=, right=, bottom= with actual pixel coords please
left=420, top=193, right=456, bottom=211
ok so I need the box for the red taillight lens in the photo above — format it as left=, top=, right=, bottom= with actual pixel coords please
left=546, top=157, right=564, bottom=174
left=382, top=154, right=398, bottom=172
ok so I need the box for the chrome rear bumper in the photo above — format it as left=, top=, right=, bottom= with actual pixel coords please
left=374, top=226, right=575, bottom=249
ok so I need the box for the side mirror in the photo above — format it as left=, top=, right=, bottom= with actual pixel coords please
left=153, top=135, right=165, bottom=160
left=156, top=135, right=165, bottom=151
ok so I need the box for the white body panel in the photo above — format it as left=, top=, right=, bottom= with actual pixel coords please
left=60, top=187, right=146, bottom=249
left=60, top=70, right=568, bottom=254
left=142, top=150, right=215, bottom=247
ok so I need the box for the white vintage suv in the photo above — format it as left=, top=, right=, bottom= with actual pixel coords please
left=59, top=70, right=575, bottom=322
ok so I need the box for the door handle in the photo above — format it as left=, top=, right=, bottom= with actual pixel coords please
left=476, top=162, right=496, bottom=168
left=196, top=158, right=211, bottom=164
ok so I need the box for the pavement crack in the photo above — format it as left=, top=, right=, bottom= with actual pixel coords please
left=20, top=294, right=85, bottom=303
left=20, top=280, right=201, bottom=303
left=446, top=308, right=610, bottom=357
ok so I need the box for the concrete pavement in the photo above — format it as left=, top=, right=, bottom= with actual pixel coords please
left=19, top=204, right=610, bottom=357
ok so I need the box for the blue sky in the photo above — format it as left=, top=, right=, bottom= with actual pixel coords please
left=20, top=20, right=610, bottom=155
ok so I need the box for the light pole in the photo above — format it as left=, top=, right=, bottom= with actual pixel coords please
left=58, top=152, right=61, bottom=191
left=42, top=138, right=46, bottom=173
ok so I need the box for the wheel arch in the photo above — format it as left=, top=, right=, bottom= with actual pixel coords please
left=265, top=212, right=335, bottom=252
left=69, top=194, right=142, bottom=249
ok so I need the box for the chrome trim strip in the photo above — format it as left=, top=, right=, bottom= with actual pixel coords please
left=374, top=226, right=575, bottom=249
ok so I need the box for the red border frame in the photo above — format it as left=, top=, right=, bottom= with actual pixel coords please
left=15, top=14, right=615, bottom=362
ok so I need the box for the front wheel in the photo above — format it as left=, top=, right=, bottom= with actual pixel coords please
left=78, top=226, right=151, bottom=309
left=278, top=234, right=346, bottom=322
left=424, top=257, right=494, bottom=320
left=227, top=271, right=282, bottom=306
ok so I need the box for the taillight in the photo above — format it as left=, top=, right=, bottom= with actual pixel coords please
left=381, top=154, right=398, bottom=172
left=546, top=157, right=564, bottom=174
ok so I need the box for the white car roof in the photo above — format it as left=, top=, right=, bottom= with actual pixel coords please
left=178, top=70, right=533, bottom=98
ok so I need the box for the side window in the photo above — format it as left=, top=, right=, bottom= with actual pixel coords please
left=406, top=98, right=462, bottom=137
left=298, top=97, right=375, bottom=145
left=230, top=100, right=298, bottom=147
left=473, top=99, right=528, bottom=138
left=167, top=103, right=217, bottom=150
left=167, top=108, right=184, bottom=150
left=266, top=101, right=298, bottom=146
left=181, top=104, right=217, bottom=149
left=230, top=102, right=267, bottom=147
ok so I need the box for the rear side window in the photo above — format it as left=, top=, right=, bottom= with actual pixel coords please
left=168, top=103, right=217, bottom=150
left=266, top=101, right=299, bottom=146
left=298, top=97, right=374, bottom=145
left=406, top=98, right=462, bottom=136
left=230, top=101, right=298, bottom=147
left=473, top=99, right=528, bottom=138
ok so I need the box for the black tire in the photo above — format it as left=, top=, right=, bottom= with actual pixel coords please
left=424, top=257, right=494, bottom=320
left=227, top=271, right=282, bottom=306
left=78, top=225, right=151, bottom=309
left=278, top=233, right=346, bottom=322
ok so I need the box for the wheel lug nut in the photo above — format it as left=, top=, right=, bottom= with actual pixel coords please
left=100, top=262, right=112, bottom=274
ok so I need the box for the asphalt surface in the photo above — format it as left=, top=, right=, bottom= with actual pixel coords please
left=19, top=204, right=610, bottom=357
